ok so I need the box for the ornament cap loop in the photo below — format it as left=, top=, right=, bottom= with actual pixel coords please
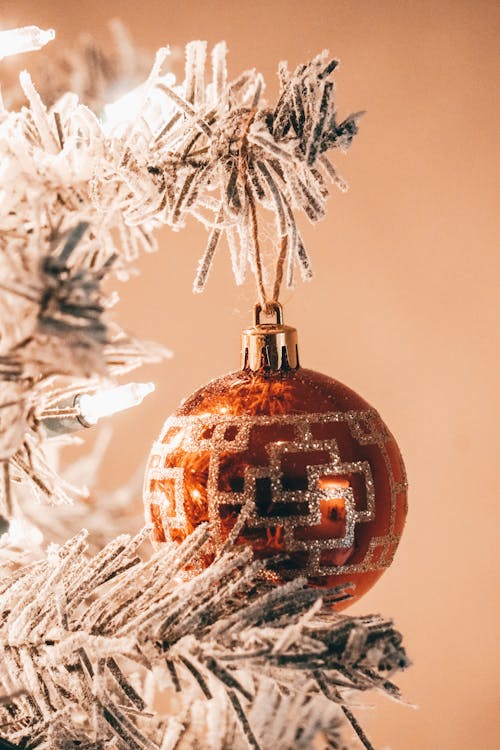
left=254, top=301, right=283, bottom=326
left=241, top=303, right=299, bottom=372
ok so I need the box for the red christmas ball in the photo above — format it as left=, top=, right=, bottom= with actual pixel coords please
left=144, top=306, right=407, bottom=609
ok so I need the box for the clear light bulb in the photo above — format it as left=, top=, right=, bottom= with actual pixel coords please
left=103, top=73, right=176, bottom=133
left=78, top=382, right=155, bottom=425
left=2, top=517, right=44, bottom=547
left=0, top=26, right=55, bottom=60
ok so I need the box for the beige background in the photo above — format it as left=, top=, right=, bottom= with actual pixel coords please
left=3, top=1, right=499, bottom=748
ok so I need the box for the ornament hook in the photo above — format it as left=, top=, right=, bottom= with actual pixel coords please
left=254, top=301, right=283, bottom=326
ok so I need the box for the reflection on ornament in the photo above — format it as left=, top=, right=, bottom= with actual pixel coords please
left=298, top=476, right=355, bottom=565
left=144, top=304, right=407, bottom=608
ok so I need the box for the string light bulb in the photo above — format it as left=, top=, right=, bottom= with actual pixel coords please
left=78, top=382, right=155, bottom=426
left=1, top=517, right=44, bottom=547
left=103, top=73, right=176, bottom=131
left=0, top=26, right=55, bottom=60
left=42, top=382, right=155, bottom=437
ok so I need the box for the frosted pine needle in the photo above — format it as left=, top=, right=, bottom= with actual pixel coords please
left=0, top=527, right=409, bottom=749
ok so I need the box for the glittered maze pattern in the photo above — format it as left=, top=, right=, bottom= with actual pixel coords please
left=144, top=410, right=407, bottom=577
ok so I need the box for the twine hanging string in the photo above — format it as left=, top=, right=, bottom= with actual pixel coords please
left=246, top=194, right=288, bottom=315
left=272, top=234, right=289, bottom=306
left=239, top=111, right=289, bottom=316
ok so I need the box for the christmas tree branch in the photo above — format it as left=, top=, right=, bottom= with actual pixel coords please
left=0, top=526, right=409, bottom=749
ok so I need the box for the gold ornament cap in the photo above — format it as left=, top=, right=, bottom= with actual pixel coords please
left=241, top=302, right=299, bottom=372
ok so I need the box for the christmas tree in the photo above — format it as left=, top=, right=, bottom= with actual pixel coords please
left=0, top=25, right=409, bottom=749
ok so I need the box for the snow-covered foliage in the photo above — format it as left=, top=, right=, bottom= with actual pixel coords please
left=0, top=525, right=408, bottom=749
left=0, top=26, right=407, bottom=750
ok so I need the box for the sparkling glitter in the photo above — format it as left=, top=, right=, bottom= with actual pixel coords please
left=144, top=408, right=407, bottom=578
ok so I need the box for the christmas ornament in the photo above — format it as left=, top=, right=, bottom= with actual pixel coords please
left=144, top=303, right=407, bottom=608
